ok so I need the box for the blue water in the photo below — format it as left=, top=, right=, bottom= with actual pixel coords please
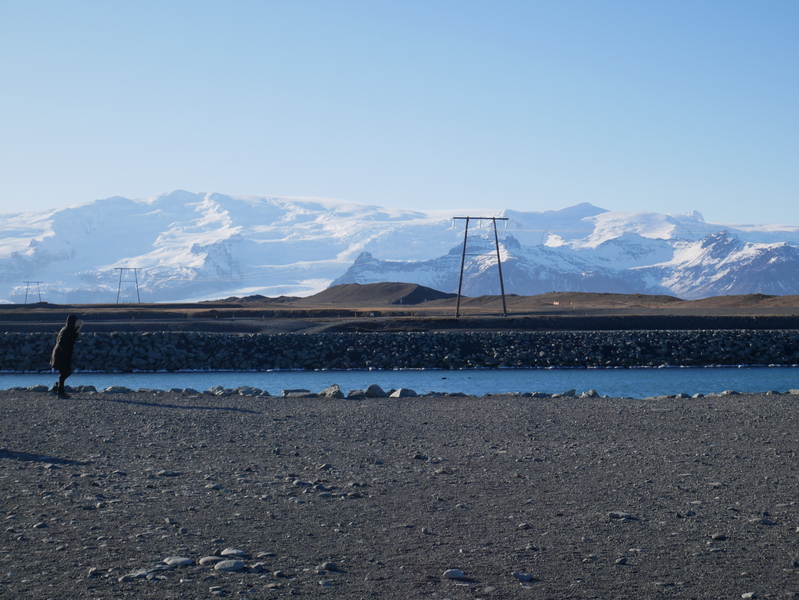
left=3, top=366, right=798, bottom=399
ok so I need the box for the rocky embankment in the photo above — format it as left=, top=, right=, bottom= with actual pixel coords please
left=2, top=329, right=799, bottom=372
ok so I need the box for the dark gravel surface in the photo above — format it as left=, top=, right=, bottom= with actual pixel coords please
left=3, top=389, right=799, bottom=599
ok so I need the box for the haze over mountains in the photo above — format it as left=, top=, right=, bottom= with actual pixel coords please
left=2, top=190, right=799, bottom=304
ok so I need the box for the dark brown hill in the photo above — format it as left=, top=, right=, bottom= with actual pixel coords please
left=294, top=282, right=456, bottom=306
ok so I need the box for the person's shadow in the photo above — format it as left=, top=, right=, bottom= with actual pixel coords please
left=0, top=448, right=88, bottom=465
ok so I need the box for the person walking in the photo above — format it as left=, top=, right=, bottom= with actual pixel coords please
left=50, top=314, right=82, bottom=398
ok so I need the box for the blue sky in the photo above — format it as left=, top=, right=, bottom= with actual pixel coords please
left=1, top=1, right=797, bottom=224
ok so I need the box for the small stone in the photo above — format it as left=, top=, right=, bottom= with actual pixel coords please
left=214, top=560, right=245, bottom=572
left=320, top=561, right=338, bottom=571
left=512, top=571, right=534, bottom=581
left=608, top=511, right=633, bottom=520
left=318, top=384, right=344, bottom=399
left=712, top=533, right=727, bottom=541
left=282, top=388, right=314, bottom=397
left=220, top=548, right=247, bottom=557
left=163, top=556, right=194, bottom=567
left=615, top=557, right=628, bottom=565
left=156, top=469, right=182, bottom=477
left=199, top=556, right=225, bottom=565
left=390, top=388, right=417, bottom=397
left=364, top=384, right=388, bottom=398
left=443, top=568, right=467, bottom=580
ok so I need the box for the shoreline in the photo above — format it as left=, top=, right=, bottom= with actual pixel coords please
left=2, top=360, right=799, bottom=400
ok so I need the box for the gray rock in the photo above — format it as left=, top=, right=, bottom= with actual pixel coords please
left=162, top=556, right=193, bottom=567
left=282, top=388, right=315, bottom=397
left=608, top=511, right=634, bottom=520
left=214, top=560, right=245, bottom=572
left=234, top=386, right=263, bottom=396
left=318, top=384, right=345, bottom=399
left=364, top=384, right=388, bottom=397
left=390, top=388, right=417, bottom=398
left=443, top=568, right=467, bottom=580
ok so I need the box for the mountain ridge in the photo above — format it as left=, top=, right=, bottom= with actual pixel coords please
left=3, top=190, right=799, bottom=303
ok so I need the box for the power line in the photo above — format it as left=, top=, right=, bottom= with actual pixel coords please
left=23, top=281, right=43, bottom=304
left=452, top=217, right=509, bottom=318
left=115, top=268, right=142, bottom=303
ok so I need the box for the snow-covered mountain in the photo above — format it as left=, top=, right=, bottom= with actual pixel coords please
left=2, top=190, right=799, bottom=303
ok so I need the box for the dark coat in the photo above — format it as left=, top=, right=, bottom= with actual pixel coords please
left=50, top=315, right=80, bottom=375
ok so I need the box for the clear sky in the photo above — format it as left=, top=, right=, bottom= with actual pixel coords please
left=1, top=0, right=797, bottom=225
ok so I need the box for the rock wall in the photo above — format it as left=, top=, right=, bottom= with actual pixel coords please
left=3, top=330, right=799, bottom=373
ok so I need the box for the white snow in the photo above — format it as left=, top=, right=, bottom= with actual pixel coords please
left=2, top=191, right=799, bottom=302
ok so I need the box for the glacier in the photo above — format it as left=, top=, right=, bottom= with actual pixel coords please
left=2, top=190, right=799, bottom=303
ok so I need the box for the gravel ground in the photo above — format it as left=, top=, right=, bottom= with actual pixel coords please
left=2, top=389, right=799, bottom=599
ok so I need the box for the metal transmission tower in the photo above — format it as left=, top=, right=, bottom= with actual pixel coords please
left=453, top=216, right=509, bottom=318
left=115, top=268, right=142, bottom=303
left=23, top=281, right=43, bottom=304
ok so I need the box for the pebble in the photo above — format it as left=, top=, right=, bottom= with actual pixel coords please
left=214, top=560, right=246, bottom=572
left=748, top=518, right=775, bottom=525
left=512, top=571, right=534, bottom=581
left=156, top=469, right=182, bottom=477
left=608, top=511, right=633, bottom=520
left=443, top=568, right=467, bottom=580
left=162, top=556, right=193, bottom=567
left=220, top=548, right=247, bottom=557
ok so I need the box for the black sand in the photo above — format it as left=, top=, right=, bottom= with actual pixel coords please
left=3, top=389, right=799, bottom=598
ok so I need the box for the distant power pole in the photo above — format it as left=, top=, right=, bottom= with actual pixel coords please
left=453, top=217, right=509, bottom=318
left=23, top=281, right=43, bottom=304
left=115, top=268, right=142, bottom=303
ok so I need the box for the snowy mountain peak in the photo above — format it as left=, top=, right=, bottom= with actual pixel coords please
left=2, top=191, right=799, bottom=303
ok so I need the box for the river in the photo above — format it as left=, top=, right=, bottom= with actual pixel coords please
left=2, top=365, right=799, bottom=399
